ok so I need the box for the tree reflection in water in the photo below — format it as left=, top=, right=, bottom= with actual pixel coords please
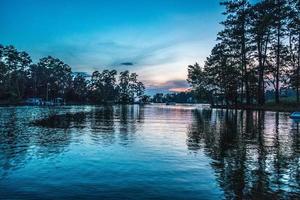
left=0, top=108, right=31, bottom=175
left=187, top=109, right=300, bottom=199
left=0, top=105, right=299, bottom=199
left=0, top=108, right=75, bottom=176
left=0, top=105, right=145, bottom=177
left=89, top=105, right=144, bottom=146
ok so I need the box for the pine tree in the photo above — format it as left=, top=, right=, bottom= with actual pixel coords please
left=219, top=0, right=251, bottom=104
left=249, top=0, right=274, bottom=105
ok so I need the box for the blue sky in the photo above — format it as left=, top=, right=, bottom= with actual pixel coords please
left=1, top=0, right=223, bottom=94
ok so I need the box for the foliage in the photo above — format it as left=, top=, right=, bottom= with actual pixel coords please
left=0, top=45, right=145, bottom=104
left=151, top=92, right=198, bottom=103
left=188, top=0, right=300, bottom=105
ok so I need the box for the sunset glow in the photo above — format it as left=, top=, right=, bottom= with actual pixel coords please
left=0, top=0, right=223, bottom=94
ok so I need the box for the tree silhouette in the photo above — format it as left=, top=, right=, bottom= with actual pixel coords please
left=188, top=0, right=300, bottom=106
left=0, top=44, right=145, bottom=105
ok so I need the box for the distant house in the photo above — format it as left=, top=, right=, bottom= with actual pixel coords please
left=25, top=97, right=64, bottom=106
left=54, top=98, right=64, bottom=105
left=25, top=98, right=43, bottom=106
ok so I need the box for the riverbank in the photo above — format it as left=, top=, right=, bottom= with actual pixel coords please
left=212, top=103, right=300, bottom=112
left=0, top=101, right=149, bottom=107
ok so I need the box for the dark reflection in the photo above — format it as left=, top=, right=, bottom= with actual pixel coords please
left=31, top=112, right=87, bottom=128
left=90, top=106, right=116, bottom=145
left=34, top=128, right=72, bottom=158
left=0, top=109, right=31, bottom=176
left=187, top=109, right=300, bottom=199
left=118, top=105, right=140, bottom=145
left=89, top=105, right=144, bottom=146
left=0, top=106, right=146, bottom=176
left=0, top=108, right=75, bottom=177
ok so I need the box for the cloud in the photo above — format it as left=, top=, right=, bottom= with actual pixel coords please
left=169, top=88, right=191, bottom=93
left=22, top=12, right=218, bottom=95
left=120, top=62, right=134, bottom=66
left=146, top=79, right=190, bottom=94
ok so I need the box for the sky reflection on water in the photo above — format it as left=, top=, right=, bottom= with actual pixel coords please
left=0, top=105, right=299, bottom=199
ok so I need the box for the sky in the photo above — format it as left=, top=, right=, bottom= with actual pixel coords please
left=0, top=0, right=224, bottom=94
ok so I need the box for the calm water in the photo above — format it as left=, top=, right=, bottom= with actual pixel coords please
left=0, top=104, right=299, bottom=200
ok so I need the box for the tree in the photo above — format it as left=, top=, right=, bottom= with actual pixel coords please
left=101, top=70, right=118, bottom=102
left=1, top=45, right=32, bottom=100
left=187, top=63, right=212, bottom=104
left=27, top=63, right=48, bottom=98
left=0, top=45, right=7, bottom=99
left=88, top=70, right=118, bottom=103
left=249, top=1, right=274, bottom=105
left=118, top=71, right=144, bottom=103
left=219, top=0, right=251, bottom=104
left=152, top=93, right=164, bottom=103
left=270, top=0, right=290, bottom=103
left=118, top=70, right=131, bottom=103
left=0, top=44, right=147, bottom=104
left=288, top=0, right=300, bottom=102
left=67, top=74, right=88, bottom=102
left=135, top=81, right=145, bottom=99
left=204, top=43, right=240, bottom=105
left=187, top=0, right=300, bottom=106
left=140, top=95, right=151, bottom=104
left=36, top=56, right=72, bottom=100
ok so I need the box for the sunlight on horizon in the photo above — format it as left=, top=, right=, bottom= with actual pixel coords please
left=0, top=0, right=223, bottom=93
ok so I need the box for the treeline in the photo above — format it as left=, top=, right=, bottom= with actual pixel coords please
left=188, top=0, right=300, bottom=106
left=0, top=44, right=146, bottom=104
left=152, top=92, right=198, bottom=103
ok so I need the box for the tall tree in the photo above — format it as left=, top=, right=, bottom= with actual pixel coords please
left=28, top=63, right=48, bottom=98
left=288, top=0, right=300, bottom=102
left=88, top=70, right=119, bottom=103
left=36, top=56, right=72, bottom=100
left=1, top=45, right=32, bottom=100
left=219, top=0, right=251, bottom=104
left=0, top=45, right=7, bottom=99
left=67, top=74, right=88, bottom=102
left=271, top=0, right=290, bottom=103
left=187, top=63, right=212, bottom=104
left=204, top=43, right=240, bottom=105
left=101, top=70, right=118, bottom=102
left=249, top=1, right=274, bottom=105
left=118, top=70, right=145, bottom=103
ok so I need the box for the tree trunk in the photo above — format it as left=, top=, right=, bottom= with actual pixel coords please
left=275, top=25, right=281, bottom=104
left=297, top=88, right=299, bottom=103
left=297, top=34, right=300, bottom=103
left=258, top=40, right=264, bottom=105
left=241, top=21, right=250, bottom=105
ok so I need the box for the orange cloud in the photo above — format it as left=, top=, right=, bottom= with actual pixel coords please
left=168, top=87, right=191, bottom=93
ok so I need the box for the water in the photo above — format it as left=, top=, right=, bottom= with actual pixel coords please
left=0, top=104, right=299, bottom=200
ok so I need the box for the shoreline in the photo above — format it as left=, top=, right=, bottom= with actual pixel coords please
left=0, top=102, right=149, bottom=107
left=1, top=102, right=299, bottom=113
left=211, top=104, right=300, bottom=113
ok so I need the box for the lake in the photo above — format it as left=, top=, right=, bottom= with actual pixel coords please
left=0, top=104, right=299, bottom=199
